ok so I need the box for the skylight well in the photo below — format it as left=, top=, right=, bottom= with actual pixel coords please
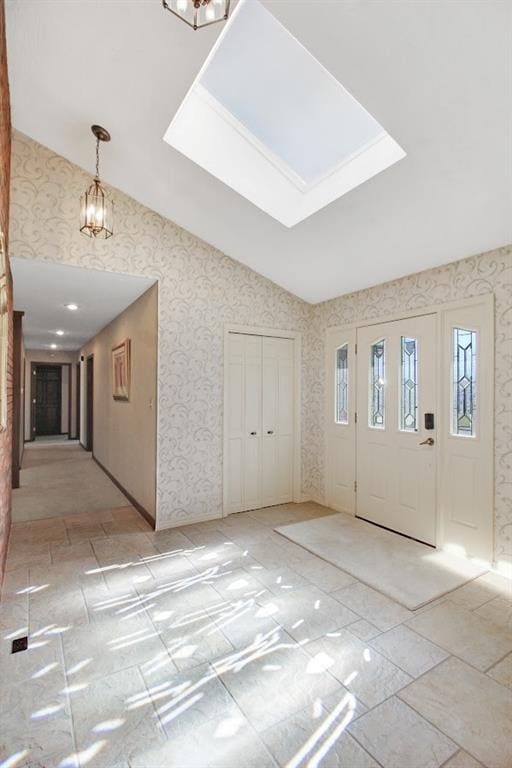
left=164, top=0, right=405, bottom=227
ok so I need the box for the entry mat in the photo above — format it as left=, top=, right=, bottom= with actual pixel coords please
left=275, top=513, right=487, bottom=610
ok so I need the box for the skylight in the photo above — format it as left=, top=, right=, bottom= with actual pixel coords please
left=164, top=0, right=406, bottom=227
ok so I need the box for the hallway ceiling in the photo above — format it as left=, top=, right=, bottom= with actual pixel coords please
left=6, top=0, right=512, bottom=303
left=11, top=258, right=156, bottom=351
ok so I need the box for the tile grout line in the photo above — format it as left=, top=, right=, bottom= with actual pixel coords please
left=59, top=630, right=80, bottom=762
left=4, top=506, right=511, bottom=768
left=393, top=684, right=488, bottom=768
left=346, top=653, right=473, bottom=768
left=483, top=646, right=512, bottom=674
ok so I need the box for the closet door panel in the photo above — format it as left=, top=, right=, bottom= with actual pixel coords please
left=242, top=335, right=262, bottom=511
left=262, top=337, right=294, bottom=507
left=226, top=334, right=244, bottom=513
left=261, top=338, right=279, bottom=505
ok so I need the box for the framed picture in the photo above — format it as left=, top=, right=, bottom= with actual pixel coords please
left=112, top=338, right=131, bottom=401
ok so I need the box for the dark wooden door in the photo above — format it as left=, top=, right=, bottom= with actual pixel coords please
left=76, top=363, right=81, bottom=442
left=12, top=311, right=24, bottom=487
left=86, top=356, right=94, bottom=452
left=35, top=365, right=62, bottom=435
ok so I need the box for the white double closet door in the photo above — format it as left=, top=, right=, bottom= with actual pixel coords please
left=226, top=333, right=294, bottom=514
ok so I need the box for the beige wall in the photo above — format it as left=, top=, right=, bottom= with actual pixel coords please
left=80, top=284, right=158, bottom=520
left=10, top=131, right=309, bottom=531
left=9, top=132, right=512, bottom=568
left=24, top=349, right=78, bottom=440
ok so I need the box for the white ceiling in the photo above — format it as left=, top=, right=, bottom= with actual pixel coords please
left=165, top=0, right=405, bottom=227
left=6, top=0, right=512, bottom=303
left=11, top=258, right=156, bottom=351
left=198, top=0, right=393, bottom=183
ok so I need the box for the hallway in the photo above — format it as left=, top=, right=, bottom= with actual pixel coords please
left=12, top=442, right=130, bottom=523
left=1, top=502, right=511, bottom=768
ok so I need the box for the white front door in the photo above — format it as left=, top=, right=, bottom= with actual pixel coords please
left=226, top=332, right=294, bottom=514
left=356, top=314, right=437, bottom=545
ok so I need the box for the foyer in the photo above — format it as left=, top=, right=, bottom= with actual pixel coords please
left=2, top=503, right=512, bottom=768
left=1, top=1, right=511, bottom=767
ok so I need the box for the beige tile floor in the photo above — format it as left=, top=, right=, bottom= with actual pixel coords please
left=1, top=502, right=511, bottom=768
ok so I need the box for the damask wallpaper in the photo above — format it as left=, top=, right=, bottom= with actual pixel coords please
left=305, top=247, right=512, bottom=569
left=9, top=131, right=310, bottom=530
left=9, top=130, right=511, bottom=567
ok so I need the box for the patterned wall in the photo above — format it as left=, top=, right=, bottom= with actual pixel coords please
left=9, top=131, right=511, bottom=566
left=9, top=131, right=310, bottom=530
left=305, top=247, right=512, bottom=568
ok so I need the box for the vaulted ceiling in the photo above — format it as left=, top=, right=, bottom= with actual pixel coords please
left=6, top=0, right=512, bottom=302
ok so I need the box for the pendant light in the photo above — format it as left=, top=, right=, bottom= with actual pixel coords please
left=80, top=125, right=114, bottom=239
left=162, top=0, right=230, bottom=31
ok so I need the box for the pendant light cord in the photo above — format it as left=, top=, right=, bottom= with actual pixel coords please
left=95, top=137, right=100, bottom=181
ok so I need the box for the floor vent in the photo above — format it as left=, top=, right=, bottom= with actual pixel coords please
left=11, top=636, right=28, bottom=654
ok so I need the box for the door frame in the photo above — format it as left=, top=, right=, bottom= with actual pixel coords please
left=11, top=310, right=24, bottom=487
left=223, top=323, right=302, bottom=517
left=84, top=354, right=94, bottom=452
left=325, top=293, right=494, bottom=559
left=76, top=362, right=81, bottom=443
left=30, top=361, right=72, bottom=439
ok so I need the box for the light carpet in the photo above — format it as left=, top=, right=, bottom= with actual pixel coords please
left=275, top=512, right=488, bottom=609
left=13, top=442, right=129, bottom=522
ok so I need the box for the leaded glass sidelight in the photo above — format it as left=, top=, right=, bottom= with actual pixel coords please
left=400, top=337, right=418, bottom=431
left=452, top=327, right=477, bottom=436
left=370, top=340, right=385, bottom=428
left=335, top=344, right=349, bottom=424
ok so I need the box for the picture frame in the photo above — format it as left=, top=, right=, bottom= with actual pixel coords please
left=112, top=338, right=131, bottom=401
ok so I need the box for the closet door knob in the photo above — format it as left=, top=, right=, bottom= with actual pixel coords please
left=267, top=430, right=274, bottom=435
left=250, top=431, right=257, bottom=436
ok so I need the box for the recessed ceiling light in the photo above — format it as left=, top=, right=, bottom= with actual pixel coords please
left=50, top=343, right=58, bottom=349
left=65, top=303, right=78, bottom=311
left=55, top=330, right=64, bottom=336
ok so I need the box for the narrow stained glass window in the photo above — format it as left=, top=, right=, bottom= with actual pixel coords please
left=400, top=337, right=418, bottom=432
left=370, top=339, right=385, bottom=428
left=452, top=327, right=477, bottom=436
left=335, top=344, right=348, bottom=424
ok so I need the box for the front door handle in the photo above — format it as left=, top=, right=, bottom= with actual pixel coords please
left=419, top=437, right=434, bottom=446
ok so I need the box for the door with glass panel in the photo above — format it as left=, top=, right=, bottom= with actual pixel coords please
left=356, top=314, right=437, bottom=545
left=440, top=300, right=493, bottom=561
left=226, top=332, right=294, bottom=514
left=326, top=328, right=356, bottom=513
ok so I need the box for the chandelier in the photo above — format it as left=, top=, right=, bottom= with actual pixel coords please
left=80, top=125, right=114, bottom=239
left=162, top=0, right=230, bottom=30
